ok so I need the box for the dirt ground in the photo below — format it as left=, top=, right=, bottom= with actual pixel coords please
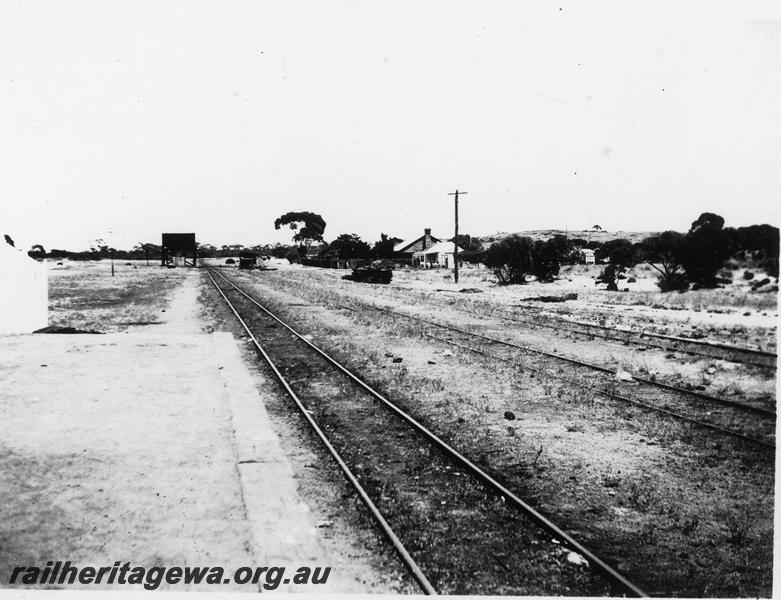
left=0, top=332, right=255, bottom=589
left=0, top=262, right=406, bottom=593
left=4, top=259, right=773, bottom=595
left=253, top=258, right=778, bottom=348
left=217, top=263, right=776, bottom=597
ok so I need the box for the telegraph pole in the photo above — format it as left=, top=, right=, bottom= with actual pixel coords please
left=448, top=189, right=467, bottom=284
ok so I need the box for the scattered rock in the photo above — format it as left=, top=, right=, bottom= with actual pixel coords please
left=442, top=350, right=454, bottom=357
left=315, top=520, right=334, bottom=528
left=504, top=410, right=516, bottom=421
left=385, top=352, right=394, bottom=358
left=566, top=552, right=589, bottom=566
left=706, top=366, right=717, bottom=375
left=615, top=368, right=634, bottom=382
left=459, top=288, right=483, bottom=293
left=427, top=360, right=436, bottom=364
left=524, top=293, right=578, bottom=303
left=392, top=357, right=403, bottom=363
left=751, top=277, right=771, bottom=290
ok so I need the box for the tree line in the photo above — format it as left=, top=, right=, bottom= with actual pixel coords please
left=23, top=210, right=778, bottom=293
left=483, top=213, right=778, bottom=291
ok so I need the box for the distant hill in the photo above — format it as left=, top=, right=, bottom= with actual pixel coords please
left=478, top=229, right=663, bottom=246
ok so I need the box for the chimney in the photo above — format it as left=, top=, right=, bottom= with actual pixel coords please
left=423, top=228, right=431, bottom=250
left=424, top=228, right=431, bottom=235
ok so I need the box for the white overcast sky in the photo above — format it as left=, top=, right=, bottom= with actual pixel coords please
left=1, top=1, right=779, bottom=250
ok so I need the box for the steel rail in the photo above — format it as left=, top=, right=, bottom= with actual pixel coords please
left=521, top=303, right=777, bottom=356
left=497, top=306, right=777, bottom=366
left=341, top=298, right=774, bottom=447
left=428, top=288, right=776, bottom=365
left=419, top=331, right=775, bottom=450
left=265, top=269, right=776, bottom=364
left=205, top=270, right=437, bottom=595
left=208, top=267, right=648, bottom=598
left=361, top=304, right=776, bottom=419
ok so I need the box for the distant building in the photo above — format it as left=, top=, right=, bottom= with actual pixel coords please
left=394, top=228, right=440, bottom=259
left=0, top=237, right=48, bottom=334
left=580, top=248, right=596, bottom=264
left=238, top=250, right=259, bottom=270
left=161, top=233, right=197, bottom=267
left=413, top=241, right=465, bottom=268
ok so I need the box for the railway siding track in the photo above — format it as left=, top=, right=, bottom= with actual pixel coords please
left=487, top=303, right=777, bottom=368
left=274, top=269, right=777, bottom=367
left=235, top=268, right=775, bottom=448
left=349, top=303, right=776, bottom=451
left=206, top=267, right=647, bottom=597
left=250, top=270, right=776, bottom=395
left=382, top=283, right=776, bottom=367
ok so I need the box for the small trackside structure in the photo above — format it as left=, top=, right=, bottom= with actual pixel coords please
left=161, top=233, right=197, bottom=267
left=238, top=251, right=259, bottom=270
left=0, top=237, right=48, bottom=334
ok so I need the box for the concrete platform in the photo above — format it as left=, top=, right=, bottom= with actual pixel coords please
left=0, top=330, right=345, bottom=591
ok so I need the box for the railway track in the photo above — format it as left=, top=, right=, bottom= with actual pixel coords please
left=205, top=267, right=647, bottom=596
left=272, top=268, right=777, bottom=367
left=462, top=301, right=777, bottom=369
left=342, top=302, right=776, bottom=451
left=235, top=267, right=775, bottom=449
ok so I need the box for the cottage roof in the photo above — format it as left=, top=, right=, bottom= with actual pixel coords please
left=413, top=241, right=464, bottom=256
left=394, top=231, right=441, bottom=253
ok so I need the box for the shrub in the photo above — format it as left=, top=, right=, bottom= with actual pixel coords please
left=595, top=239, right=637, bottom=290
left=284, top=248, right=301, bottom=264
left=321, top=234, right=371, bottom=260
left=681, top=213, right=731, bottom=288
left=642, top=231, right=689, bottom=292
left=483, top=235, right=535, bottom=285
left=656, top=272, right=689, bottom=292
left=532, top=238, right=562, bottom=282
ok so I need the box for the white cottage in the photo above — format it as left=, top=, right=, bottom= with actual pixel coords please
left=413, top=241, right=465, bottom=268
left=0, top=240, right=48, bottom=334
left=580, top=248, right=596, bottom=265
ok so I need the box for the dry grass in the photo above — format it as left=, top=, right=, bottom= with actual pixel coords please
left=234, top=267, right=775, bottom=596
left=47, top=261, right=189, bottom=331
